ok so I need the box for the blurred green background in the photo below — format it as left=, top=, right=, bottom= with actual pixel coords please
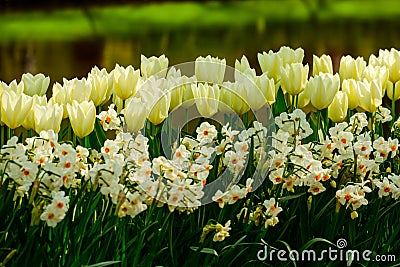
left=1, top=0, right=400, bottom=83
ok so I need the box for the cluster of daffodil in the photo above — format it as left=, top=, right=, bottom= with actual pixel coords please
left=200, top=220, right=232, bottom=243
left=0, top=109, right=270, bottom=227
left=261, top=108, right=398, bottom=220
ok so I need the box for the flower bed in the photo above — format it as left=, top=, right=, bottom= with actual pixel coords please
left=1, top=47, right=400, bottom=266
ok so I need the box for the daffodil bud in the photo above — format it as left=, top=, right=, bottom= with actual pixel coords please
left=350, top=210, right=358, bottom=220
left=124, top=97, right=147, bottom=132
left=66, top=100, right=96, bottom=138
left=141, top=54, right=169, bottom=80
left=22, top=73, right=50, bottom=96
left=342, top=79, right=359, bottom=110
left=113, top=64, right=141, bottom=100
left=312, top=54, right=333, bottom=75
left=328, top=91, right=348, bottom=122
left=309, top=73, right=340, bottom=110
left=280, top=63, right=309, bottom=96
left=192, top=83, right=220, bottom=117
left=339, top=55, right=366, bottom=80
left=195, top=55, right=226, bottom=85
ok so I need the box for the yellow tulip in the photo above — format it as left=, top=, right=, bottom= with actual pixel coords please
left=255, top=73, right=276, bottom=106
left=339, top=55, right=366, bottom=80
left=34, top=102, right=63, bottom=134
left=63, top=77, right=92, bottom=104
left=180, top=75, right=197, bottom=108
left=388, top=48, right=400, bottom=83
left=90, top=66, right=114, bottom=104
left=124, top=97, right=147, bottom=132
left=309, top=73, right=340, bottom=110
left=113, top=64, right=141, bottom=100
left=1, top=91, right=33, bottom=129
left=195, top=55, right=226, bottom=85
left=328, top=91, right=348, bottom=122
left=235, top=55, right=256, bottom=82
left=22, top=95, right=47, bottom=130
left=387, top=81, right=400, bottom=101
left=312, top=54, right=333, bottom=76
left=192, top=83, right=220, bottom=117
left=358, top=79, right=382, bottom=113
left=67, top=100, right=96, bottom=138
left=257, top=50, right=281, bottom=82
left=49, top=82, right=69, bottom=119
left=341, top=79, right=359, bottom=110
left=141, top=54, right=169, bottom=79
left=137, top=77, right=171, bottom=125
left=280, top=63, right=309, bottom=96
left=362, top=65, right=389, bottom=94
left=88, top=72, right=111, bottom=107
left=219, top=82, right=249, bottom=115
left=2, top=80, right=24, bottom=94
left=278, top=46, right=304, bottom=66
left=22, top=73, right=50, bottom=96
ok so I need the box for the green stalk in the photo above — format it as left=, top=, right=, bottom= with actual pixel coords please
left=84, top=136, right=91, bottom=148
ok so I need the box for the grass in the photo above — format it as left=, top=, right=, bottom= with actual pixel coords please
left=1, top=0, right=400, bottom=42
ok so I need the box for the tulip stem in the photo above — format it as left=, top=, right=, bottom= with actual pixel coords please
left=0, top=126, right=3, bottom=148
left=392, top=88, right=396, bottom=125
left=84, top=136, right=91, bottom=148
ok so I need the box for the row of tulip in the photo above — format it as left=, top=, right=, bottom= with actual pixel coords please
left=1, top=47, right=400, bottom=141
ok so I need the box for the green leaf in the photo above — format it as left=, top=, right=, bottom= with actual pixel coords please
left=190, top=247, right=218, bottom=256
left=83, top=261, right=121, bottom=267
left=278, top=192, right=306, bottom=202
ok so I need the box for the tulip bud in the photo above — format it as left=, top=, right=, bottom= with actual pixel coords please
left=22, top=95, right=47, bottom=130
left=388, top=48, right=400, bottom=83
left=1, top=90, right=33, bottom=129
left=34, top=102, right=64, bottom=134
left=195, top=55, right=226, bottom=85
left=358, top=79, right=382, bottom=113
left=387, top=80, right=400, bottom=101
left=22, top=73, right=50, bottom=96
left=312, top=54, right=333, bottom=76
left=124, top=97, right=148, bottom=132
left=180, top=75, right=197, bottom=108
left=235, top=55, right=256, bottom=82
left=141, top=54, right=169, bottom=80
left=50, top=82, right=69, bottom=118
left=328, top=91, right=348, bottom=122
left=362, top=65, right=389, bottom=94
left=342, top=79, right=359, bottom=110
left=308, top=73, right=340, bottom=110
left=64, top=77, right=92, bottom=104
left=2, top=80, right=24, bottom=94
left=278, top=46, right=304, bottom=66
left=280, top=63, right=309, bottom=96
left=219, top=82, right=249, bottom=115
left=113, top=64, right=141, bottom=100
left=339, top=55, right=366, bottom=80
left=258, top=50, right=282, bottom=82
left=192, top=83, right=220, bottom=117
left=138, top=77, right=171, bottom=125
left=255, top=73, right=276, bottom=106
left=67, top=100, right=96, bottom=138
left=88, top=72, right=112, bottom=107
